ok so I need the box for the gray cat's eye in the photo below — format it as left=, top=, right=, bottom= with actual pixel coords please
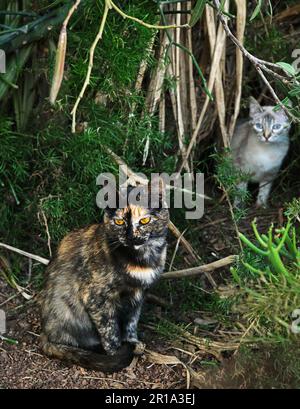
left=254, top=123, right=263, bottom=131
left=272, top=124, right=282, bottom=131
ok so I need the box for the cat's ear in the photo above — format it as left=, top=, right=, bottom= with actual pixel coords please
left=148, top=175, right=166, bottom=208
left=249, top=96, right=263, bottom=117
left=279, top=99, right=292, bottom=121
left=270, top=100, right=291, bottom=123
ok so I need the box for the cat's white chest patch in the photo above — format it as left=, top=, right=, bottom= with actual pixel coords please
left=252, top=150, right=277, bottom=168
left=126, top=265, right=158, bottom=285
left=246, top=145, right=287, bottom=181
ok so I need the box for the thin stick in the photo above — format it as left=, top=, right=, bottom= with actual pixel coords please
left=175, top=2, right=185, bottom=156
left=206, top=2, right=229, bottom=147
left=159, top=94, right=166, bottom=134
left=167, top=63, right=178, bottom=123
left=134, top=31, right=157, bottom=95
left=109, top=0, right=189, bottom=30
left=168, top=228, right=187, bottom=271
left=187, top=0, right=197, bottom=131
left=212, top=1, right=288, bottom=74
left=49, top=0, right=81, bottom=104
left=178, top=4, right=227, bottom=173
left=217, top=175, right=243, bottom=251
left=162, top=255, right=237, bottom=278
left=38, top=209, right=52, bottom=258
left=104, top=146, right=149, bottom=185
left=168, top=221, right=199, bottom=262
left=0, top=292, right=20, bottom=307
left=146, top=293, right=170, bottom=307
left=71, top=2, right=110, bottom=132
left=145, top=32, right=169, bottom=116
left=228, top=0, right=246, bottom=139
left=0, top=243, right=49, bottom=265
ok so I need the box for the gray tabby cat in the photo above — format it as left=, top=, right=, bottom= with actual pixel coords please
left=231, top=97, right=291, bottom=207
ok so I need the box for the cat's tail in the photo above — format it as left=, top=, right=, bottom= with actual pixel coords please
left=42, top=340, right=135, bottom=373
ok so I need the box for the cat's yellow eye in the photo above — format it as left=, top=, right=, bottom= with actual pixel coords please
left=115, top=218, right=125, bottom=226
left=140, top=217, right=151, bottom=225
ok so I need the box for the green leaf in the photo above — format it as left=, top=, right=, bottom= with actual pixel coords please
left=0, top=335, right=18, bottom=345
left=189, top=0, right=206, bottom=27
left=288, top=86, right=300, bottom=97
left=250, top=0, right=263, bottom=22
left=276, top=62, right=297, bottom=76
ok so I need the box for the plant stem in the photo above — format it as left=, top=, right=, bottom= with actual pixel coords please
left=109, top=0, right=189, bottom=29
left=71, top=1, right=110, bottom=132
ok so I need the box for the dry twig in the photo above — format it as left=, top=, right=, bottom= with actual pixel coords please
left=0, top=243, right=49, bottom=265
left=212, top=0, right=300, bottom=123
left=71, top=0, right=189, bottom=132
left=71, top=1, right=110, bottom=133
left=49, top=0, right=81, bottom=104
left=162, top=255, right=237, bottom=279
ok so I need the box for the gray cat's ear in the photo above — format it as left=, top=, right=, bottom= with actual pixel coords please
left=275, top=100, right=292, bottom=121
left=281, top=99, right=292, bottom=119
left=249, top=96, right=263, bottom=117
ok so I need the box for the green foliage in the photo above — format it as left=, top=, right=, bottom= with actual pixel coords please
left=249, top=0, right=263, bottom=22
left=0, top=1, right=177, bottom=283
left=214, top=149, right=250, bottom=220
left=189, top=0, right=206, bottom=28
left=232, top=216, right=300, bottom=341
left=229, top=341, right=300, bottom=388
left=158, top=0, right=211, bottom=98
left=244, top=3, right=300, bottom=121
left=285, top=198, right=300, bottom=221
left=239, top=219, right=300, bottom=277
left=63, top=0, right=157, bottom=107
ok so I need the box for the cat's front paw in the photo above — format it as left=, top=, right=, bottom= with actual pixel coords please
left=255, top=200, right=268, bottom=209
left=133, top=341, right=146, bottom=355
left=102, top=339, right=121, bottom=356
left=125, top=337, right=145, bottom=355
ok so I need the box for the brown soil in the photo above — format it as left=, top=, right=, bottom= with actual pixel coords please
left=0, top=283, right=189, bottom=389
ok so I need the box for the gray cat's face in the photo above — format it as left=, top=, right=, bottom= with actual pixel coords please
left=249, top=97, right=291, bottom=143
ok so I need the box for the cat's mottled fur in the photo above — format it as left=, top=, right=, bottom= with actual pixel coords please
left=40, top=180, right=169, bottom=373
left=231, top=97, right=290, bottom=207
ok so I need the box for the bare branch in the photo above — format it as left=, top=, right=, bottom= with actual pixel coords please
left=71, top=2, right=110, bottom=133
left=212, top=0, right=300, bottom=123
left=162, top=255, right=237, bottom=279
left=0, top=243, right=49, bottom=265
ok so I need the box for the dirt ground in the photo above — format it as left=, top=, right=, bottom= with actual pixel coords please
left=0, top=289, right=189, bottom=389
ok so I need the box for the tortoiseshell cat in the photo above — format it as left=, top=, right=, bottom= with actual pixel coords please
left=40, top=179, right=169, bottom=373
